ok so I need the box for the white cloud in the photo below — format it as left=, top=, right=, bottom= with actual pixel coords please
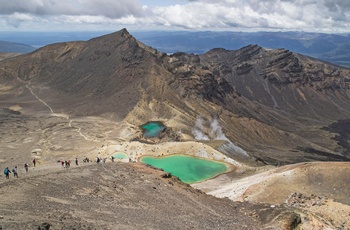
left=0, top=0, right=144, bottom=18
left=5, top=12, right=36, bottom=28
left=0, top=0, right=350, bottom=32
left=151, top=0, right=350, bottom=32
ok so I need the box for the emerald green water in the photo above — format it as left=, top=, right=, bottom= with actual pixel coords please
left=112, top=152, right=127, bottom=159
left=140, top=154, right=228, bottom=184
left=141, top=122, right=165, bottom=138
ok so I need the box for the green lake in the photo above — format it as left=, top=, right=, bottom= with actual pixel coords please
left=140, top=154, right=229, bottom=184
left=141, top=122, right=165, bottom=138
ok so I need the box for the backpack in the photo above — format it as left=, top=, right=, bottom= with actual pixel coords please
left=4, top=168, right=8, bottom=174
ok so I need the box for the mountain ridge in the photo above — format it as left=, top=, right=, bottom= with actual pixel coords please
left=1, top=28, right=350, bottom=164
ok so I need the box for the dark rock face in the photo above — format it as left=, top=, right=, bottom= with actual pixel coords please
left=200, top=44, right=350, bottom=120
left=322, top=119, right=350, bottom=156
left=165, top=52, right=235, bottom=104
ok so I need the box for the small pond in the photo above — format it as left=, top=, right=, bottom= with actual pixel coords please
left=140, top=154, right=229, bottom=184
left=141, top=121, right=165, bottom=138
left=112, top=152, right=128, bottom=159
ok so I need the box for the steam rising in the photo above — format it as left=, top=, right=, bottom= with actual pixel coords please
left=192, top=117, right=210, bottom=140
left=192, top=117, right=248, bottom=157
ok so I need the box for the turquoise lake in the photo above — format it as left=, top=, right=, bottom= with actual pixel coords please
left=141, top=122, right=165, bottom=138
left=112, top=152, right=127, bottom=159
left=140, top=154, right=228, bottom=184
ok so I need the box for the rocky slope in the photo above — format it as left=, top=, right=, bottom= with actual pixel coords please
left=0, top=162, right=302, bottom=229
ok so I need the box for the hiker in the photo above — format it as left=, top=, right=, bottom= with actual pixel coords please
left=96, top=157, right=100, bottom=163
left=68, top=160, right=71, bottom=167
left=4, top=167, right=11, bottom=179
left=75, top=158, right=78, bottom=166
left=111, top=156, right=114, bottom=162
left=24, top=163, right=29, bottom=172
left=12, top=166, right=18, bottom=178
left=83, top=157, right=90, bottom=163
left=61, top=161, right=64, bottom=167
left=33, top=158, right=36, bottom=167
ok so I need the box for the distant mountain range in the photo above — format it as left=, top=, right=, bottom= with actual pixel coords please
left=132, top=31, right=350, bottom=67
left=1, top=31, right=349, bottom=67
left=0, top=40, right=36, bottom=53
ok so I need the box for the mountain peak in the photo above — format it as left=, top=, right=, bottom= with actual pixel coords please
left=85, top=28, right=159, bottom=56
left=87, top=28, right=133, bottom=43
left=120, top=28, right=130, bottom=36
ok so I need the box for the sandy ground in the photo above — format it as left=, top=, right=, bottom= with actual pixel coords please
left=193, top=162, right=350, bottom=229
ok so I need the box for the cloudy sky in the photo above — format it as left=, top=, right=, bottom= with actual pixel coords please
left=1, top=0, right=350, bottom=32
